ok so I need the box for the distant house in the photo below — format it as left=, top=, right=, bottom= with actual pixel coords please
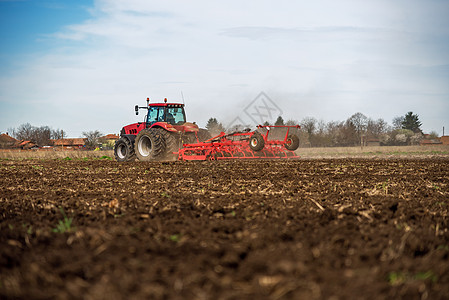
left=100, top=134, right=119, bottom=149
left=101, top=134, right=119, bottom=141
left=0, top=133, right=18, bottom=149
left=420, top=137, right=443, bottom=146
left=52, top=138, right=87, bottom=149
left=17, top=140, right=38, bottom=150
left=441, top=136, right=449, bottom=145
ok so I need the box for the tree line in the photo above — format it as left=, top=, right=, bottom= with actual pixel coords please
left=5, top=111, right=428, bottom=149
left=5, top=123, right=104, bottom=149
left=207, top=111, right=430, bottom=147
left=7, top=123, right=66, bottom=146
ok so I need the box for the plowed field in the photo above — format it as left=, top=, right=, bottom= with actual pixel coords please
left=1, top=158, right=448, bottom=299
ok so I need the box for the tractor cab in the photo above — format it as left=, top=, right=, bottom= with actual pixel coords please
left=146, top=104, right=186, bottom=126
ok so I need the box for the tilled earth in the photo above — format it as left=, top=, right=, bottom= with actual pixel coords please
left=1, top=158, right=448, bottom=299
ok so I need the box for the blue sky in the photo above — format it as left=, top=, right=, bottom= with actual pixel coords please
left=1, top=0, right=448, bottom=137
left=0, top=1, right=92, bottom=72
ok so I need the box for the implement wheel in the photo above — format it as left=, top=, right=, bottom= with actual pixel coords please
left=114, top=137, right=136, bottom=162
left=134, top=129, right=165, bottom=161
left=284, top=134, right=299, bottom=151
left=249, top=133, right=265, bottom=151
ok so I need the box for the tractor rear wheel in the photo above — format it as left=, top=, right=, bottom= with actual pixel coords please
left=134, top=129, right=165, bottom=161
left=154, top=128, right=179, bottom=159
left=284, top=134, right=299, bottom=151
left=114, top=137, right=135, bottom=162
left=249, top=132, right=265, bottom=151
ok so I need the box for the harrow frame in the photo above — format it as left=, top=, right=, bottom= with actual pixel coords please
left=177, top=125, right=301, bottom=161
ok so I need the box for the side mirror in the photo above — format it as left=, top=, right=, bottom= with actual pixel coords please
left=135, top=105, right=139, bottom=115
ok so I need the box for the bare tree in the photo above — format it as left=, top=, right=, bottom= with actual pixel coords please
left=347, top=113, right=368, bottom=145
left=325, top=121, right=344, bottom=146
left=82, top=130, right=103, bottom=149
left=34, top=126, right=52, bottom=146
left=429, top=131, right=439, bottom=139
left=367, top=118, right=389, bottom=137
left=14, top=123, right=34, bottom=141
left=285, top=119, right=298, bottom=126
left=392, top=116, right=404, bottom=130
left=301, top=117, right=317, bottom=136
left=51, top=129, right=67, bottom=140
left=10, top=123, right=64, bottom=146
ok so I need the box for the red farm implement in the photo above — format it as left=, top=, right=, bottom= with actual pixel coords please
left=177, top=125, right=301, bottom=161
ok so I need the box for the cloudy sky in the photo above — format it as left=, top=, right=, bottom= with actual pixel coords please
left=1, top=0, right=448, bottom=137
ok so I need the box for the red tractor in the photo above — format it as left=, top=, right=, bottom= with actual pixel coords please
left=114, top=97, right=209, bottom=162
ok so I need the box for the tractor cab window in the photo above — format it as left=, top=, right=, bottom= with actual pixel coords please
left=166, top=107, right=186, bottom=125
left=147, top=107, right=165, bottom=124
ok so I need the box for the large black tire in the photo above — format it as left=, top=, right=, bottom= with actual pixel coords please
left=114, top=137, right=136, bottom=162
left=284, top=134, right=299, bottom=151
left=134, top=129, right=166, bottom=161
left=154, top=128, right=179, bottom=159
left=249, top=132, right=265, bottom=151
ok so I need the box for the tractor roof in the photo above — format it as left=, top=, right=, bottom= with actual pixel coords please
left=149, top=103, right=184, bottom=107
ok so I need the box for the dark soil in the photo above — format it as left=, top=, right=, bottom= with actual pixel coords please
left=1, top=158, right=448, bottom=299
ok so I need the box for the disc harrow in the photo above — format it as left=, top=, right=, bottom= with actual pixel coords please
left=177, top=125, right=301, bottom=161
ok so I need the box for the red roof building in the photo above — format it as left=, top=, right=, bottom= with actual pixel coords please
left=420, top=139, right=442, bottom=146
left=101, top=134, right=119, bottom=140
left=52, top=138, right=87, bottom=148
left=441, top=136, right=449, bottom=145
left=0, top=133, right=18, bottom=148
left=18, top=140, right=37, bottom=149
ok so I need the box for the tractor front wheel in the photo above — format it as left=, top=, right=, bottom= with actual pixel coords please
left=134, top=129, right=165, bottom=161
left=114, top=137, right=136, bottom=162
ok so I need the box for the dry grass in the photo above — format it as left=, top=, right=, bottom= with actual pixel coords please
left=297, top=145, right=449, bottom=158
left=0, top=149, right=114, bottom=160
left=1, top=145, right=448, bottom=160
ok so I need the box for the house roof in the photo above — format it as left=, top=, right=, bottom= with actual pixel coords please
left=52, top=138, right=87, bottom=146
left=18, top=140, right=33, bottom=146
left=0, top=133, right=17, bottom=143
left=102, top=134, right=119, bottom=140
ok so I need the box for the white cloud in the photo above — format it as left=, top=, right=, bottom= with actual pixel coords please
left=1, top=0, right=448, bottom=136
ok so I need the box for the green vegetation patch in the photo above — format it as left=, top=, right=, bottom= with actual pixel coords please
left=388, top=270, right=438, bottom=285
left=52, top=207, right=75, bottom=233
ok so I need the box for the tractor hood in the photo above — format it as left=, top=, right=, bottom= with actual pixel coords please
left=120, top=121, right=199, bottom=136
left=121, top=122, right=146, bottom=136
left=176, top=122, right=199, bottom=133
